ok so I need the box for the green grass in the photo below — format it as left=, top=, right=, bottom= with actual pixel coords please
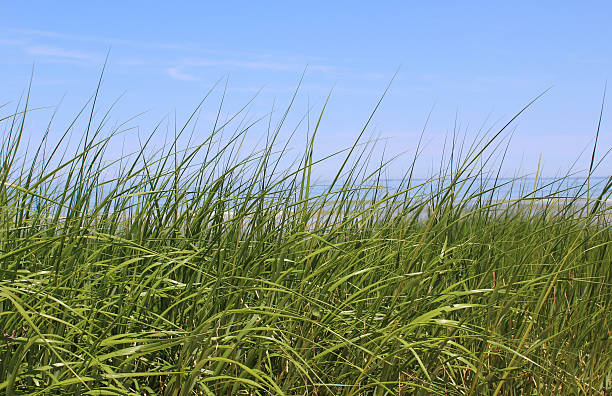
left=0, top=78, right=611, bottom=395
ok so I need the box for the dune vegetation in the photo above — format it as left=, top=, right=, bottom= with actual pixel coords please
left=1, top=75, right=611, bottom=395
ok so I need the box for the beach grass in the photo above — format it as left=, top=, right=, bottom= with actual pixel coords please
left=0, top=79, right=611, bottom=395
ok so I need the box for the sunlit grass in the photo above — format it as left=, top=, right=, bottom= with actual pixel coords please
left=0, top=76, right=610, bottom=395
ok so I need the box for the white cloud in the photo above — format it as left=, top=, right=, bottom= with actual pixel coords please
left=166, top=59, right=339, bottom=81
left=9, top=28, right=370, bottom=79
left=9, top=28, right=234, bottom=56
left=182, top=58, right=298, bottom=72
left=25, top=45, right=97, bottom=61
left=167, top=67, right=198, bottom=81
left=181, top=58, right=344, bottom=74
left=0, top=38, right=29, bottom=46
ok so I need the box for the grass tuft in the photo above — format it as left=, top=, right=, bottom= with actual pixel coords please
left=0, top=78, right=610, bottom=395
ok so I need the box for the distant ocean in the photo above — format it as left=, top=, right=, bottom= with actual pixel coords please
left=304, top=176, right=611, bottom=202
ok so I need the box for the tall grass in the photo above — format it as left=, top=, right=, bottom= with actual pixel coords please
left=0, top=76, right=611, bottom=395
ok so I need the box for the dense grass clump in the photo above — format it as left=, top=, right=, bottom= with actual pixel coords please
left=0, top=80, right=611, bottom=395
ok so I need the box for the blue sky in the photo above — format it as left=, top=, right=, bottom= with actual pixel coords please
left=1, top=1, right=611, bottom=178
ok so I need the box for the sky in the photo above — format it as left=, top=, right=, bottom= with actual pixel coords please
left=1, top=1, right=611, bottom=179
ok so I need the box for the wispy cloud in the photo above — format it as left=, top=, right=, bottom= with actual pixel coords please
left=183, top=59, right=300, bottom=72
left=25, top=45, right=98, bottom=61
left=172, top=58, right=346, bottom=76
left=8, top=27, right=378, bottom=81
left=0, top=38, right=29, bottom=46
left=164, top=58, right=346, bottom=84
left=166, top=67, right=198, bottom=81
left=578, top=57, right=611, bottom=65
left=7, top=28, right=340, bottom=66
left=8, top=28, right=242, bottom=56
